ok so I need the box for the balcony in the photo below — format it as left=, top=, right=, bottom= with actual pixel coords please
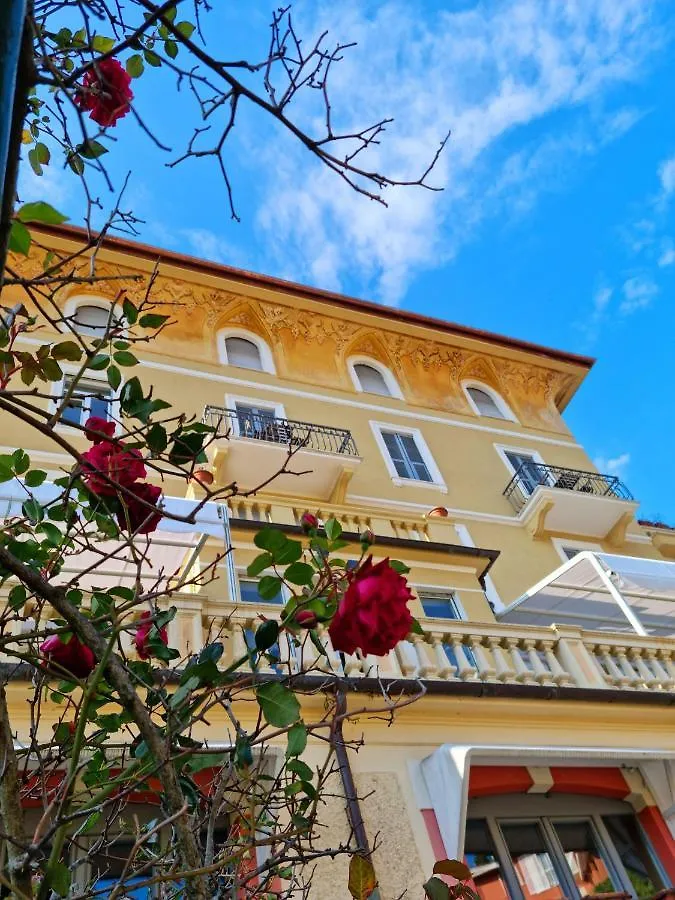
left=503, top=462, right=638, bottom=543
left=203, top=406, right=361, bottom=502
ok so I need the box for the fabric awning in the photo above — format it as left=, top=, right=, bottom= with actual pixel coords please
left=498, top=551, right=675, bottom=636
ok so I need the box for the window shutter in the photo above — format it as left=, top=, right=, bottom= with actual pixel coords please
left=354, top=364, right=391, bottom=396
left=225, top=337, right=263, bottom=370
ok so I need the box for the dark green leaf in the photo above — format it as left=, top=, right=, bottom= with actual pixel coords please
left=87, top=354, right=109, bottom=370
left=246, top=552, right=273, bottom=577
left=286, top=722, right=308, bottom=758
left=8, top=584, right=27, bottom=611
left=22, top=498, right=43, bottom=524
left=126, top=54, right=144, bottom=78
left=176, top=21, right=195, bottom=38
left=185, top=752, right=227, bottom=773
left=164, top=39, right=178, bottom=58
left=254, top=527, right=288, bottom=553
left=139, top=313, right=170, bottom=328
left=41, top=357, right=63, bottom=381
left=51, top=861, right=71, bottom=898
left=122, top=297, right=137, bottom=324
left=258, top=575, right=282, bottom=602
left=67, top=152, right=85, bottom=175
left=17, top=201, right=68, bottom=225
left=0, top=464, right=14, bottom=483
left=255, top=619, right=279, bottom=652
left=52, top=341, right=82, bottom=361
left=78, top=139, right=107, bottom=159
left=287, top=759, right=313, bottom=782
left=170, top=675, right=200, bottom=708
left=38, top=521, right=63, bottom=546
left=235, top=734, right=253, bottom=769
left=325, top=517, right=342, bottom=541
left=107, top=365, right=121, bottom=391
left=275, top=539, right=303, bottom=565
left=143, top=48, right=162, bottom=66
left=8, top=220, right=31, bottom=255
left=284, top=562, right=314, bottom=586
left=424, top=877, right=451, bottom=900
left=169, top=432, right=204, bottom=465
left=146, top=423, right=168, bottom=453
left=25, top=469, right=47, bottom=487
left=256, top=682, right=300, bottom=727
left=113, top=350, right=138, bottom=367
left=409, top=617, right=425, bottom=636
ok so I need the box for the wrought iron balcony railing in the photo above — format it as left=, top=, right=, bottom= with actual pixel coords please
left=503, top=462, right=634, bottom=514
left=202, top=406, right=359, bottom=457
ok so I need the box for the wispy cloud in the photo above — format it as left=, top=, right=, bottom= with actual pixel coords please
left=659, top=155, right=675, bottom=196
left=253, top=0, right=660, bottom=303
left=620, top=275, right=659, bottom=314
left=594, top=452, right=631, bottom=477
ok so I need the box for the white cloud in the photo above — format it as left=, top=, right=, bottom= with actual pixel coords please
left=658, top=241, right=675, bottom=266
left=659, top=155, right=675, bottom=196
left=254, top=0, right=659, bottom=303
left=620, top=275, right=659, bottom=313
left=18, top=163, right=71, bottom=209
left=594, top=452, right=630, bottom=477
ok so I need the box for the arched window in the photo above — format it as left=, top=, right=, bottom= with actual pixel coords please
left=72, top=304, right=111, bottom=336
left=464, top=383, right=515, bottom=421
left=225, top=337, right=263, bottom=370
left=218, top=330, right=275, bottom=373
left=354, top=363, right=391, bottom=396
left=349, top=358, right=402, bottom=398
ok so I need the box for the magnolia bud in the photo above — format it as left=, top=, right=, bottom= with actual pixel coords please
left=296, top=609, right=318, bottom=628
left=300, top=512, right=319, bottom=533
left=360, top=528, right=375, bottom=546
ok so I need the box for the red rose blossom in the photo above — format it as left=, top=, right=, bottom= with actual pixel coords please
left=134, top=611, right=169, bottom=660
left=300, top=512, right=319, bottom=532
left=40, top=634, right=96, bottom=679
left=328, top=557, right=414, bottom=657
left=84, top=415, right=116, bottom=444
left=75, top=58, right=133, bottom=127
left=295, top=610, right=318, bottom=628
left=82, top=440, right=146, bottom=495
left=117, top=481, right=162, bottom=534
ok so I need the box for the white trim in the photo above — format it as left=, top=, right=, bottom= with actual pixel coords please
left=62, top=294, right=125, bottom=337
left=217, top=327, right=276, bottom=374
left=551, top=537, right=602, bottom=563
left=347, top=356, right=404, bottom=400
left=369, top=421, right=447, bottom=493
left=454, top=522, right=504, bottom=611
left=415, top=585, right=467, bottom=620
left=349, top=493, right=522, bottom=525
left=133, top=357, right=582, bottom=448
left=51, top=370, right=120, bottom=434
left=494, top=443, right=546, bottom=478
left=463, top=380, right=517, bottom=422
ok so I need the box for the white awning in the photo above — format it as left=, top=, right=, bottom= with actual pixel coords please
left=0, top=481, right=232, bottom=592
left=498, top=551, right=675, bottom=636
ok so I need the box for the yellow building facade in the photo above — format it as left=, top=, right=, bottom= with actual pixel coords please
left=3, top=224, right=675, bottom=899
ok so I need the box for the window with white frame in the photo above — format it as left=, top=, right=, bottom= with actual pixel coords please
left=225, top=336, right=263, bottom=370
left=59, top=377, right=113, bottom=427
left=71, top=303, right=123, bottom=337
left=381, top=430, right=432, bottom=482
left=353, top=363, right=391, bottom=396
left=464, top=383, right=514, bottom=421
left=418, top=590, right=462, bottom=620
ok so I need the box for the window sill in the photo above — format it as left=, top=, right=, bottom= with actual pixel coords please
left=391, top=476, right=448, bottom=493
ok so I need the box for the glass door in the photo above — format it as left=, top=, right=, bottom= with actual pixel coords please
left=505, top=452, right=547, bottom=497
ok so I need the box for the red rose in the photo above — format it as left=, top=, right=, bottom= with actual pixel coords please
left=300, top=512, right=319, bottom=533
left=82, top=440, right=146, bottom=495
left=75, top=58, right=133, bottom=127
left=84, top=416, right=115, bottom=444
left=295, top=610, right=318, bottom=628
left=40, top=634, right=96, bottom=679
left=328, top=557, right=414, bottom=657
left=134, top=611, right=168, bottom=660
left=117, top=481, right=162, bottom=534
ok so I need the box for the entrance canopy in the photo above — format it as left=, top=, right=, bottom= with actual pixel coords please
left=498, top=551, right=675, bottom=636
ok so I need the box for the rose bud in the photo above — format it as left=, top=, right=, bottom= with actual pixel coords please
left=134, top=611, right=169, bottom=660
left=295, top=609, right=318, bottom=629
left=300, top=512, right=319, bottom=533
left=360, top=529, right=375, bottom=547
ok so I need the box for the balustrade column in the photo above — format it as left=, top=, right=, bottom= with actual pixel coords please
left=595, top=644, right=626, bottom=687
left=486, top=638, right=516, bottom=683
left=612, top=647, right=639, bottom=687
left=430, top=634, right=456, bottom=680
left=411, top=634, right=438, bottom=679
left=644, top=649, right=672, bottom=689
left=540, top=640, right=573, bottom=686
left=522, top=639, right=552, bottom=684
left=450, top=635, right=477, bottom=681
left=504, top=637, right=536, bottom=684
left=627, top=648, right=659, bottom=688
left=657, top=649, right=675, bottom=683
left=467, top=635, right=495, bottom=680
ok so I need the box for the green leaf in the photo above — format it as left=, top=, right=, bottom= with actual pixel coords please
left=67, top=152, right=85, bottom=175
left=0, top=464, right=13, bottom=484
left=25, top=469, right=47, bottom=487
left=325, top=517, right=342, bottom=541
left=143, top=48, right=162, bottom=67
left=169, top=432, right=205, bottom=465
left=22, top=498, right=43, bottom=524
left=348, top=855, right=378, bottom=900
left=185, top=752, right=227, bottom=773
left=256, top=682, right=300, bottom=727
left=113, top=350, right=138, bottom=367
left=254, top=527, right=288, bottom=553
left=8, top=584, right=27, bottom=611
left=258, top=575, right=282, bottom=602
left=13, top=449, right=29, bottom=474
left=287, top=759, right=313, bottom=781
left=164, top=39, right=178, bottom=59
left=409, top=617, right=425, bottom=636
left=122, top=297, right=137, bottom=324
left=41, top=357, right=63, bottom=381
left=87, top=354, right=109, bottom=370
left=286, top=722, right=307, bottom=757
left=176, top=21, right=195, bottom=38
left=28, top=145, right=43, bottom=176
left=52, top=341, right=82, bottom=361
left=92, top=34, right=115, bottom=52
left=75, top=810, right=102, bottom=836
left=17, top=201, right=68, bottom=225
left=389, top=559, right=410, bottom=574
left=423, top=877, right=451, bottom=900
left=246, top=552, right=273, bottom=578
left=283, top=562, right=314, bottom=586
left=139, top=313, right=170, bottom=328
left=126, top=54, right=144, bottom=78
left=8, top=220, right=31, bottom=255
left=51, top=860, right=71, bottom=898
left=275, top=539, right=303, bottom=565
left=107, top=365, right=121, bottom=391
left=255, top=619, right=279, bottom=652
left=78, top=139, right=108, bottom=159
left=146, top=423, right=168, bottom=453
left=170, top=675, right=200, bottom=708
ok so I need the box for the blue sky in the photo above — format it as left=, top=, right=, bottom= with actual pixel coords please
left=20, top=0, right=675, bottom=520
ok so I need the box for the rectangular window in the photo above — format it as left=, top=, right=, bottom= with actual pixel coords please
left=238, top=577, right=283, bottom=605
left=235, top=403, right=292, bottom=444
left=505, top=451, right=546, bottom=496
left=464, top=819, right=511, bottom=900
left=60, top=377, right=112, bottom=427
left=381, top=431, right=432, bottom=482
left=419, top=591, right=461, bottom=620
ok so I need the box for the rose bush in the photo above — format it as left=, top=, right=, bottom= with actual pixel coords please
left=40, top=634, right=96, bottom=679
left=118, top=482, right=163, bottom=534
left=328, top=556, right=414, bottom=656
left=134, top=611, right=169, bottom=660
left=75, top=57, right=133, bottom=126
left=81, top=440, right=147, bottom=495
